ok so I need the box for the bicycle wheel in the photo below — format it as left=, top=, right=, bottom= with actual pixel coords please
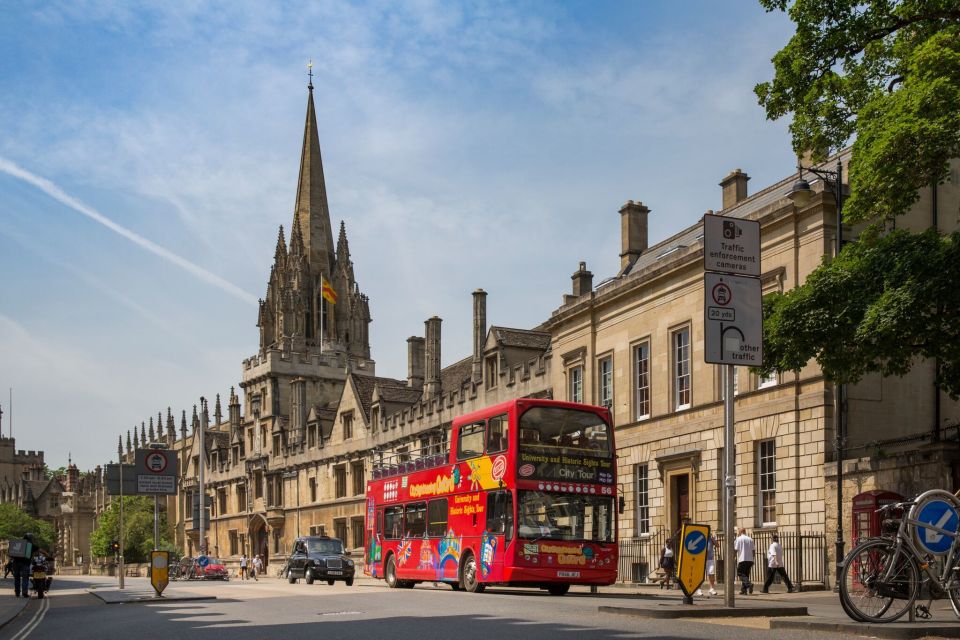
left=840, top=538, right=919, bottom=623
left=946, top=571, right=960, bottom=618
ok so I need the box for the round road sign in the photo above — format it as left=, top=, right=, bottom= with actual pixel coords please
left=144, top=451, right=168, bottom=474
left=683, top=529, right=707, bottom=555
left=712, top=282, right=733, bottom=306
left=198, top=555, right=209, bottom=568
left=914, top=499, right=959, bottom=555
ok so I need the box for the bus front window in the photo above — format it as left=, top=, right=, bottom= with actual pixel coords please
left=518, top=407, right=610, bottom=456
left=518, top=491, right=614, bottom=542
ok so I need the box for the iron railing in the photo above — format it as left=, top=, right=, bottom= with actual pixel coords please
left=618, top=529, right=826, bottom=588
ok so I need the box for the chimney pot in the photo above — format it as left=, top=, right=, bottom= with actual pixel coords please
left=571, top=262, right=594, bottom=298
left=472, top=289, right=487, bottom=383
left=407, top=336, right=425, bottom=389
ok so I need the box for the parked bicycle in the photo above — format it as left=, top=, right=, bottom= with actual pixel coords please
left=839, top=489, right=960, bottom=623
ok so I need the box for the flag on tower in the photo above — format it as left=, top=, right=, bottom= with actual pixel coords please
left=321, top=276, right=338, bottom=304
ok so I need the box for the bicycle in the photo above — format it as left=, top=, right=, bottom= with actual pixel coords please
left=839, top=489, right=960, bottom=623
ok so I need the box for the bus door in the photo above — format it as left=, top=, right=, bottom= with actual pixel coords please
left=480, top=490, right=513, bottom=582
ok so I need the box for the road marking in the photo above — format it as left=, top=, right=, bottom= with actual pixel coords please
left=11, top=597, right=49, bottom=640
left=925, top=509, right=954, bottom=544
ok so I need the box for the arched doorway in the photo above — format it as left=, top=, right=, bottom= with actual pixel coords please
left=249, top=515, right=270, bottom=569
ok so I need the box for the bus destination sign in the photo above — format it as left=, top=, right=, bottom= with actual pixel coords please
left=517, top=450, right=614, bottom=484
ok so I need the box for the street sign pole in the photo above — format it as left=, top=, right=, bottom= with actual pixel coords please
left=154, top=495, right=159, bottom=551
left=199, top=397, right=207, bottom=557
left=723, top=364, right=735, bottom=608
left=119, top=461, right=125, bottom=590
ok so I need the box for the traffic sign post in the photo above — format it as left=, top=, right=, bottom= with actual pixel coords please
left=134, top=449, right=178, bottom=495
left=913, top=498, right=960, bottom=555
left=702, top=213, right=763, bottom=609
left=676, top=523, right=711, bottom=604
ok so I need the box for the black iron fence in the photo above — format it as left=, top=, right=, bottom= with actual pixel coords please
left=618, top=529, right=826, bottom=588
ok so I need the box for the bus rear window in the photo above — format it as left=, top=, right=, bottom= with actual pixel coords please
left=518, top=407, right=610, bottom=455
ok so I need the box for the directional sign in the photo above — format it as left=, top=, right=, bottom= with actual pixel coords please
left=704, top=272, right=763, bottom=366
left=134, top=449, right=179, bottom=495
left=703, top=214, right=761, bottom=277
left=676, top=522, right=711, bottom=597
left=197, top=555, right=210, bottom=568
left=914, top=499, right=959, bottom=555
left=150, top=550, right=169, bottom=597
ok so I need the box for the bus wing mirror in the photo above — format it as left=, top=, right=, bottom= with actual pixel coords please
left=618, top=496, right=625, bottom=515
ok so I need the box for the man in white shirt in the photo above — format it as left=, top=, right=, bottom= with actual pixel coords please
left=762, top=534, right=796, bottom=593
left=733, top=528, right=755, bottom=595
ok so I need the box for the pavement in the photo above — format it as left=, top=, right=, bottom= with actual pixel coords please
left=592, top=582, right=960, bottom=638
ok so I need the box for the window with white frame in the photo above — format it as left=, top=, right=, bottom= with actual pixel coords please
left=635, top=464, right=650, bottom=535
left=569, top=366, right=584, bottom=403
left=758, top=370, right=778, bottom=389
left=672, top=327, right=691, bottom=410
left=634, top=342, right=650, bottom=420
left=598, top=356, right=613, bottom=409
left=758, top=439, right=777, bottom=526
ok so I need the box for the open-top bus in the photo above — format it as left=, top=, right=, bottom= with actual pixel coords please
left=364, top=398, right=619, bottom=595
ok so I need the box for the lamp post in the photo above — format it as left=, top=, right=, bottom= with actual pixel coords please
left=791, top=157, right=845, bottom=591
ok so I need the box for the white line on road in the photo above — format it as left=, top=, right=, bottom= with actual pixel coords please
left=11, top=597, right=49, bottom=640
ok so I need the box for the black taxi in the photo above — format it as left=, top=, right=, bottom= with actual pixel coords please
left=285, top=536, right=355, bottom=586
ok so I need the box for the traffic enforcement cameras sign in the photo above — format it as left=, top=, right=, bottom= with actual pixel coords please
left=703, top=214, right=761, bottom=277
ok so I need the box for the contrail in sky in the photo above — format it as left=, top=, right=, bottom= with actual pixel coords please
left=0, top=156, right=258, bottom=306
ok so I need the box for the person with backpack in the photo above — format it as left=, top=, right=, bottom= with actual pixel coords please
left=10, top=533, right=33, bottom=598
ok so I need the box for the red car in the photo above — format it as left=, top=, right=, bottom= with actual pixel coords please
left=202, top=557, right=229, bottom=580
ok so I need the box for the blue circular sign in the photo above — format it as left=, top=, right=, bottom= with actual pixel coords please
left=915, top=500, right=959, bottom=555
left=683, top=530, right=707, bottom=555
left=197, top=555, right=209, bottom=567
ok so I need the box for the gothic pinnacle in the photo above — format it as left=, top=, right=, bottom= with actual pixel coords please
left=148, top=417, right=155, bottom=442
left=167, top=408, right=175, bottom=436
left=192, top=404, right=199, bottom=431
left=337, top=220, right=350, bottom=259
left=140, top=422, right=147, bottom=446
left=215, top=393, right=222, bottom=424
left=126, top=430, right=132, bottom=452
left=118, top=435, right=123, bottom=455
left=180, top=410, right=188, bottom=436
left=274, top=225, right=287, bottom=261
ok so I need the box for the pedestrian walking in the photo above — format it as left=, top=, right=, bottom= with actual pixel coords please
left=696, top=534, right=719, bottom=597
left=659, top=540, right=676, bottom=589
left=734, top=528, right=755, bottom=595
left=239, top=554, right=248, bottom=580
left=10, top=533, right=33, bottom=598
left=252, top=555, right=262, bottom=581
left=762, top=534, right=796, bottom=593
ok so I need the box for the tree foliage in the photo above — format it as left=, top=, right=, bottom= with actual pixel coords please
left=755, top=0, right=960, bottom=226
left=760, top=230, right=960, bottom=396
left=90, top=496, right=176, bottom=562
left=0, top=503, right=55, bottom=552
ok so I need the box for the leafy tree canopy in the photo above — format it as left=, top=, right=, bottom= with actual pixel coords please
left=0, top=503, right=56, bottom=552
left=759, top=229, right=960, bottom=396
left=90, top=496, right=176, bottom=563
left=755, top=0, right=960, bottom=226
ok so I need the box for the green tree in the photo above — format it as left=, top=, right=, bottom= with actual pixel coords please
left=755, top=0, right=960, bottom=226
left=0, top=503, right=55, bottom=552
left=754, top=1, right=960, bottom=388
left=90, top=496, right=176, bottom=562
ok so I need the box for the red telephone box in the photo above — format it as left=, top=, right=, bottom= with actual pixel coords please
left=852, top=490, right=904, bottom=544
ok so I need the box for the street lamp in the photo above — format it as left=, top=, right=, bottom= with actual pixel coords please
left=790, top=156, right=845, bottom=592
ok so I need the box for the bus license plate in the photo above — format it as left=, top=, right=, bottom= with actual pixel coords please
left=328, top=570, right=342, bottom=575
left=557, top=571, right=579, bottom=578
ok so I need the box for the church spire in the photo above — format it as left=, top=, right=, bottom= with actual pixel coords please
left=293, top=76, right=336, bottom=276
left=336, top=220, right=350, bottom=261
left=274, top=225, right=287, bottom=263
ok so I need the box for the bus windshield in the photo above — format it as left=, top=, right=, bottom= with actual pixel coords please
left=518, top=490, right=614, bottom=542
left=518, top=406, right=610, bottom=456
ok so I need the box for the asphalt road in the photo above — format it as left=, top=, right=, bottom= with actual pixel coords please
left=0, top=576, right=864, bottom=640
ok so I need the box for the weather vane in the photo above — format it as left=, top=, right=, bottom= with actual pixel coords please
left=308, top=59, right=313, bottom=90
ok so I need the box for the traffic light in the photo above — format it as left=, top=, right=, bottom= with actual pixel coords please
left=111, top=540, right=120, bottom=554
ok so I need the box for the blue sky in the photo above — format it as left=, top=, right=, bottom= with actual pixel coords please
left=0, top=1, right=795, bottom=470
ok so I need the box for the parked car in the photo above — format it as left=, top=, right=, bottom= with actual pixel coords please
left=202, top=557, right=229, bottom=580
left=285, top=536, right=355, bottom=586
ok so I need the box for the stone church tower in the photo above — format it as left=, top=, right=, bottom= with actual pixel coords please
left=242, top=79, right=375, bottom=441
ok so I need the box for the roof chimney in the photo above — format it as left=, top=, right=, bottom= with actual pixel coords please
left=620, top=201, right=649, bottom=271
left=720, top=169, right=750, bottom=210
left=571, top=262, right=593, bottom=297
left=472, top=289, right=487, bottom=383
left=407, top=336, right=425, bottom=389
left=424, top=317, right=442, bottom=398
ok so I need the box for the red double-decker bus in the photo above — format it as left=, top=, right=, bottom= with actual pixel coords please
left=364, top=398, right=619, bottom=595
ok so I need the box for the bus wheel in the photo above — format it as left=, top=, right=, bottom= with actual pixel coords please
left=385, top=555, right=400, bottom=589
left=548, top=584, right=570, bottom=596
left=461, top=553, right=485, bottom=593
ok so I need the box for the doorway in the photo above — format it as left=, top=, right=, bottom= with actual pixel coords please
left=670, top=473, right=690, bottom=534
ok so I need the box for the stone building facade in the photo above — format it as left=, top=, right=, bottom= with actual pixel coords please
left=104, top=81, right=960, bottom=585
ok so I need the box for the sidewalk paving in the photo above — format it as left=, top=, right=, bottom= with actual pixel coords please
left=593, top=583, right=960, bottom=638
